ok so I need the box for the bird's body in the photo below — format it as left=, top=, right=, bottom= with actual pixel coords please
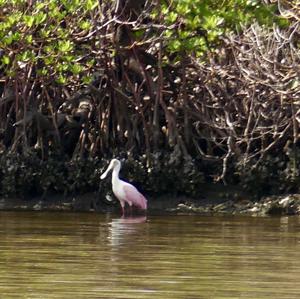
left=101, top=159, right=147, bottom=214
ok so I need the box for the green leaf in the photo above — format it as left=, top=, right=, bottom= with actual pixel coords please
left=34, top=2, right=46, bottom=11
left=86, top=0, right=98, bottom=11
left=37, top=68, right=48, bottom=76
left=64, top=55, right=75, bottom=62
left=169, top=40, right=181, bottom=52
left=49, top=6, right=66, bottom=20
left=23, top=15, right=35, bottom=27
left=43, top=56, right=54, bottom=65
left=35, top=12, right=47, bottom=25
left=57, top=40, right=73, bottom=52
left=79, top=20, right=92, bottom=30
left=166, top=11, right=177, bottom=23
left=82, top=75, right=92, bottom=84
left=56, top=74, right=67, bottom=84
left=12, top=32, right=21, bottom=42
left=1, top=55, right=10, bottom=65
left=25, top=34, right=33, bottom=44
left=86, top=59, right=95, bottom=67
left=70, top=63, right=83, bottom=75
left=18, top=50, right=32, bottom=62
left=39, top=29, right=50, bottom=38
left=3, top=35, right=13, bottom=45
left=57, top=62, right=69, bottom=72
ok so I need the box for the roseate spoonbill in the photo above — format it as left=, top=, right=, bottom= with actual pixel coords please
left=100, top=159, right=147, bottom=215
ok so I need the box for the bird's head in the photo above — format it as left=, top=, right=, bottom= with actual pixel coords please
left=100, top=159, right=121, bottom=179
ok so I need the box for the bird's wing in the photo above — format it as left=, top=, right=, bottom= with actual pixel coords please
left=123, top=184, right=147, bottom=210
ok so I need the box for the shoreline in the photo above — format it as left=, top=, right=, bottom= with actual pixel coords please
left=1, top=185, right=300, bottom=216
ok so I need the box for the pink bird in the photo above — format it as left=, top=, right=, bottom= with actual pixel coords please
left=100, top=159, right=147, bottom=215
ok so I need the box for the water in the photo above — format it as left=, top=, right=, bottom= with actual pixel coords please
left=0, top=212, right=300, bottom=299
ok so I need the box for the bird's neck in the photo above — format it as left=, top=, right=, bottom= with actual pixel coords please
left=112, top=165, right=121, bottom=186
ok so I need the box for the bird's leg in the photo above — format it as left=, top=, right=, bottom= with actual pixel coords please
left=129, top=202, right=133, bottom=215
left=120, top=201, right=125, bottom=216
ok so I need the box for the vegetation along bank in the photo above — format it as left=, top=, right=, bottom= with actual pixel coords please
left=0, top=1, right=299, bottom=214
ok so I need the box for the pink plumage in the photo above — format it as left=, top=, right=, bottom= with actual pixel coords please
left=100, top=159, right=147, bottom=215
left=124, top=185, right=147, bottom=210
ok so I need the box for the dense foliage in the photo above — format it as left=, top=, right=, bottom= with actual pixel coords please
left=0, top=0, right=299, bottom=198
left=159, top=0, right=282, bottom=57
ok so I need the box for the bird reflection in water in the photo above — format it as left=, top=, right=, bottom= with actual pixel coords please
left=108, top=215, right=147, bottom=248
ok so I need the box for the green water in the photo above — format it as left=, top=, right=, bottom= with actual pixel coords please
left=0, top=211, right=300, bottom=298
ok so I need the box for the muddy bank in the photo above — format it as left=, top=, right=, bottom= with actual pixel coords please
left=170, top=195, right=300, bottom=217
left=1, top=184, right=300, bottom=216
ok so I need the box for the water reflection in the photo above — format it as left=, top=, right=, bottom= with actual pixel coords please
left=0, top=212, right=300, bottom=298
left=114, top=215, right=147, bottom=224
left=108, top=215, right=147, bottom=247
